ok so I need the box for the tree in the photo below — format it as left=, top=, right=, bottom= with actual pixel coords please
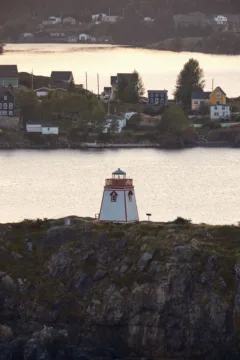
left=158, top=105, right=189, bottom=133
left=117, top=70, right=145, bottom=103
left=174, top=58, right=205, bottom=109
left=16, top=90, right=39, bottom=125
left=67, top=79, right=76, bottom=93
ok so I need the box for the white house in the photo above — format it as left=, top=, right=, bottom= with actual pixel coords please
left=92, top=13, right=107, bottom=22
left=63, top=17, right=77, bottom=25
left=124, top=112, right=137, bottom=120
left=210, top=104, right=231, bottom=120
left=102, top=15, right=120, bottom=22
left=103, top=115, right=126, bottom=133
left=34, top=87, right=50, bottom=97
left=79, top=33, right=95, bottom=42
left=214, top=15, right=228, bottom=25
left=42, top=16, right=62, bottom=25
left=144, top=17, right=154, bottom=22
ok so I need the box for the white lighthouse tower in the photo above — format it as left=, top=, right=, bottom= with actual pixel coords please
left=98, top=168, right=139, bottom=223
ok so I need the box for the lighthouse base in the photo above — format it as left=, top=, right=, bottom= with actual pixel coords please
left=98, top=189, right=139, bottom=223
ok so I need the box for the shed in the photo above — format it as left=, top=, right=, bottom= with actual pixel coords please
left=26, top=124, right=42, bottom=133
left=42, top=126, right=59, bottom=135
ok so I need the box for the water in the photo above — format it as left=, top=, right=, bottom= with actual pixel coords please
left=2, top=44, right=240, bottom=97
left=0, top=148, right=239, bottom=224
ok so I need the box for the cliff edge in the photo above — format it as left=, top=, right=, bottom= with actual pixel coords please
left=0, top=217, right=240, bottom=359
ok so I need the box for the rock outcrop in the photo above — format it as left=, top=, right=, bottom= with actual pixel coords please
left=0, top=217, right=240, bottom=359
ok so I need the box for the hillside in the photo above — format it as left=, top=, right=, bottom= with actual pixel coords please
left=1, top=217, right=240, bottom=359
left=1, top=0, right=240, bottom=23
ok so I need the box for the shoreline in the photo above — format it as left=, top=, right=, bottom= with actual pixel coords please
left=3, top=41, right=240, bottom=56
left=0, top=141, right=235, bottom=150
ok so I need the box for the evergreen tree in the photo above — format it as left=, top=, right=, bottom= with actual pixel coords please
left=117, top=70, right=145, bottom=103
left=174, top=58, right=205, bottom=109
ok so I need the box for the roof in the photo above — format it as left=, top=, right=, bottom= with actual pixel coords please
left=215, top=86, right=226, bottom=95
left=112, top=168, right=126, bottom=175
left=148, top=90, right=168, bottom=93
left=106, top=114, right=124, bottom=120
left=0, top=65, right=18, bottom=78
left=191, top=91, right=211, bottom=100
left=50, top=71, right=72, bottom=82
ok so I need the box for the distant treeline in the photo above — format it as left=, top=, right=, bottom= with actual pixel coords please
left=1, top=0, right=240, bottom=23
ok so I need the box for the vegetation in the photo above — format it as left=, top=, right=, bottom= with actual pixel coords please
left=174, top=58, right=205, bottom=109
left=117, top=70, right=145, bottom=103
left=158, top=105, right=189, bottom=133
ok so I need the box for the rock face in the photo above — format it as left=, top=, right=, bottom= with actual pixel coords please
left=0, top=218, right=240, bottom=359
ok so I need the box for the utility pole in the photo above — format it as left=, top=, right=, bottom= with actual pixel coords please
left=97, top=73, right=100, bottom=98
left=85, top=72, right=88, bottom=90
left=31, top=69, right=34, bottom=90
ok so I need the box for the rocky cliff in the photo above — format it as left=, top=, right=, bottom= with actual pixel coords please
left=0, top=217, right=240, bottom=359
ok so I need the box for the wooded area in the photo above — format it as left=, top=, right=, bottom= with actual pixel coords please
left=1, top=0, right=240, bottom=23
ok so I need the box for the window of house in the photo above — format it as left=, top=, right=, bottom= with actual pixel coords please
left=0, top=104, right=2, bottom=109
left=2, top=111, right=7, bottom=116
left=110, top=191, right=117, bottom=202
left=216, top=101, right=220, bottom=105
left=222, top=112, right=225, bottom=117
left=216, top=92, right=221, bottom=98
left=3, top=96, right=7, bottom=101
left=155, top=98, right=159, bottom=104
left=128, top=191, right=133, bottom=202
left=9, top=103, right=13, bottom=109
left=215, top=106, right=218, bottom=110
left=194, top=100, right=199, bottom=105
left=222, top=106, right=225, bottom=110
left=3, top=103, right=7, bottom=109
left=8, top=111, right=13, bottom=116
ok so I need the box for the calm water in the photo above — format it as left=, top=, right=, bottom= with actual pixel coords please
left=0, top=148, right=239, bottom=224
left=2, top=44, right=240, bottom=97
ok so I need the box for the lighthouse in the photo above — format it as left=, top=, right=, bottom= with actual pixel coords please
left=98, top=168, right=139, bottom=223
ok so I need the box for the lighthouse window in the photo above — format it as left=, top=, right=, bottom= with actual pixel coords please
left=128, top=191, right=133, bottom=202
left=110, top=191, right=117, bottom=202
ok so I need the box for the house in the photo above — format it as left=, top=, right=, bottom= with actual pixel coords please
left=0, top=65, right=18, bottom=87
left=103, top=114, right=126, bottom=133
left=34, top=87, right=50, bottom=97
left=50, top=71, right=74, bottom=88
left=49, top=32, right=65, bottom=37
left=191, top=87, right=226, bottom=110
left=102, top=15, right=121, bottom=23
left=0, top=90, right=15, bottom=117
left=103, top=87, right=112, bottom=96
left=79, top=33, right=95, bottom=42
left=209, top=86, right=226, bottom=106
left=210, top=105, right=230, bottom=120
left=92, top=13, right=107, bottom=22
left=144, top=17, right=154, bottom=22
left=42, top=16, right=61, bottom=26
left=191, top=91, right=211, bottom=110
left=63, top=17, right=77, bottom=25
left=214, top=15, right=228, bottom=25
left=68, top=36, right=78, bottom=43
left=147, top=90, right=168, bottom=105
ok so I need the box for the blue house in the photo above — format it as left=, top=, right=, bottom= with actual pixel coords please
left=148, top=90, right=168, bottom=105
